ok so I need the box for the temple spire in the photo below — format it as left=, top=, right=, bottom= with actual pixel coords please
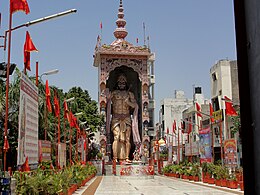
left=113, top=0, right=128, bottom=40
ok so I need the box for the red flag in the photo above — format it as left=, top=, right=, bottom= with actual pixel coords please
left=173, top=120, right=176, bottom=134
left=209, top=103, right=214, bottom=123
left=69, top=111, right=78, bottom=128
left=224, top=96, right=238, bottom=116
left=45, top=80, right=52, bottom=113
left=188, top=118, right=192, bottom=134
left=54, top=90, right=60, bottom=117
left=10, top=0, right=30, bottom=14
left=196, top=102, right=203, bottom=118
left=3, top=136, right=9, bottom=150
left=136, top=38, right=139, bottom=44
left=22, top=156, right=30, bottom=172
left=100, top=22, right=103, bottom=29
left=24, top=31, right=38, bottom=71
left=166, top=127, right=169, bottom=134
left=63, top=101, right=70, bottom=123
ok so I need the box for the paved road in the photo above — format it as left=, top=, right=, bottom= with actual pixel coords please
left=91, top=175, right=244, bottom=195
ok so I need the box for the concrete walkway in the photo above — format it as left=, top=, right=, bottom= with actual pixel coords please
left=74, top=175, right=244, bottom=195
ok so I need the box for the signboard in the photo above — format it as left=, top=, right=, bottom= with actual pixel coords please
left=199, top=127, right=212, bottom=163
left=38, top=140, right=51, bottom=162
left=213, top=110, right=223, bottom=122
left=224, top=139, right=237, bottom=167
left=17, top=73, right=38, bottom=167
left=185, top=141, right=199, bottom=156
left=58, top=143, right=66, bottom=168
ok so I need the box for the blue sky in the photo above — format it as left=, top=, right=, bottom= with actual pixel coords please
left=0, top=0, right=236, bottom=122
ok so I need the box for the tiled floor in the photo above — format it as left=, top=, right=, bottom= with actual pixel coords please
left=93, top=175, right=244, bottom=195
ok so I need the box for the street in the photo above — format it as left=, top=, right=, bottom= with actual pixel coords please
left=76, top=175, right=244, bottom=195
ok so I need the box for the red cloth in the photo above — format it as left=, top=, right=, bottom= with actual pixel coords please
left=224, top=96, right=238, bottom=116
left=24, top=31, right=38, bottom=71
left=196, top=102, right=203, bottom=118
left=10, top=0, right=30, bottom=14
left=23, top=156, right=30, bottom=172
left=45, top=80, right=52, bottom=113
left=54, top=91, right=60, bottom=117
left=173, top=120, right=176, bottom=134
left=3, top=136, right=9, bottom=150
left=209, top=103, right=214, bottom=122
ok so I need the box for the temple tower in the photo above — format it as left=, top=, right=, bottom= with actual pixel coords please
left=93, top=0, right=155, bottom=160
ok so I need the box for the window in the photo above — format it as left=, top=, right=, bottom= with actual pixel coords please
left=212, top=72, right=217, bottom=81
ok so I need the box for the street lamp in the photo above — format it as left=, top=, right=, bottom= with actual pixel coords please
left=3, top=8, right=77, bottom=172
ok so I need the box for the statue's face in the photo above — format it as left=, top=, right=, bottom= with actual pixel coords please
left=117, top=75, right=127, bottom=90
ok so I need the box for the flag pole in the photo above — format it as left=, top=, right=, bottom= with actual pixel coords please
left=36, top=61, right=39, bottom=86
left=3, top=4, right=13, bottom=173
left=177, top=127, right=180, bottom=164
left=219, top=121, right=224, bottom=166
left=143, top=22, right=146, bottom=46
left=210, top=120, right=214, bottom=163
left=100, top=22, right=102, bottom=45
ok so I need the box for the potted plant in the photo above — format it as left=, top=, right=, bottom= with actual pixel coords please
left=227, top=172, right=238, bottom=189
left=201, top=162, right=208, bottom=183
left=182, top=168, right=189, bottom=179
left=191, top=163, right=201, bottom=182
left=179, top=167, right=184, bottom=179
left=162, top=165, right=171, bottom=176
left=175, top=164, right=181, bottom=178
left=213, top=165, right=222, bottom=186
left=206, top=163, right=215, bottom=184
left=220, top=166, right=229, bottom=187
left=235, top=166, right=243, bottom=181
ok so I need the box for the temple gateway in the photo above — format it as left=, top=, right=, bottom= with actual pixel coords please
left=93, top=0, right=155, bottom=162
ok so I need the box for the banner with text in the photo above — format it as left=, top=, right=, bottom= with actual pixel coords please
left=38, top=140, right=51, bottom=162
left=17, top=73, right=39, bottom=167
left=58, top=143, right=66, bottom=168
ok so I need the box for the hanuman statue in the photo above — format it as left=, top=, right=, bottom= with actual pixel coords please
left=106, top=74, right=141, bottom=162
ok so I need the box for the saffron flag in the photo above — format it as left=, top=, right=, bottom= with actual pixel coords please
left=54, top=90, right=60, bottom=117
left=69, top=111, right=78, bottom=128
left=3, top=136, right=9, bottom=150
left=10, top=0, right=30, bottom=14
left=173, top=120, right=176, bottom=134
left=209, top=103, right=214, bottom=123
left=224, top=96, right=238, bottom=116
left=45, top=80, right=52, bottom=113
left=24, top=31, right=38, bottom=71
left=196, top=102, right=203, bottom=118
left=63, top=101, right=70, bottom=123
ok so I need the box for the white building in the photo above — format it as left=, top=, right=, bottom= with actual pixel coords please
left=210, top=59, right=241, bottom=165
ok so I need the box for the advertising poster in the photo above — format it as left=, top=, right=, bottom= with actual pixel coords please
left=224, top=139, right=237, bottom=167
left=38, top=140, right=51, bottom=162
left=199, top=127, right=212, bottom=163
left=17, top=73, right=38, bottom=168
